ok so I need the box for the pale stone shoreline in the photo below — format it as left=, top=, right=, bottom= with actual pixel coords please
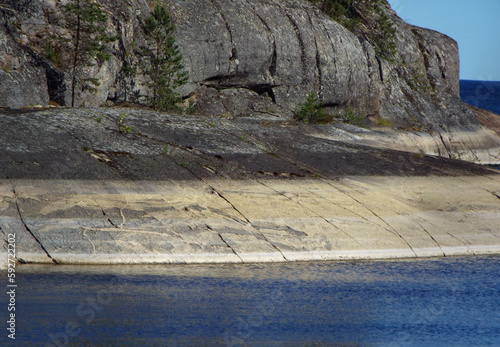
left=1, top=108, right=500, bottom=269
left=2, top=175, right=499, bottom=268
left=320, top=128, right=500, bottom=166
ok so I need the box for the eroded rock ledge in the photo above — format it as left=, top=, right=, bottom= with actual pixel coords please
left=0, top=107, right=499, bottom=267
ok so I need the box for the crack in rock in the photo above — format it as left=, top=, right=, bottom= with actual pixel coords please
left=211, top=0, right=238, bottom=73
left=93, top=198, right=120, bottom=229
left=305, top=10, right=322, bottom=94
left=249, top=4, right=278, bottom=78
left=101, top=208, right=119, bottom=228
left=445, top=231, right=468, bottom=247
left=284, top=8, right=307, bottom=83
left=217, top=233, right=243, bottom=262
left=324, top=180, right=418, bottom=256
left=454, top=177, right=500, bottom=202
left=255, top=179, right=365, bottom=249
left=12, top=186, right=59, bottom=264
left=438, top=131, right=453, bottom=158
left=174, top=161, right=288, bottom=261
left=411, top=217, right=445, bottom=257
left=213, top=188, right=288, bottom=260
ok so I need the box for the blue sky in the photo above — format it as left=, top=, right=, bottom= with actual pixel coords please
left=387, top=0, right=500, bottom=81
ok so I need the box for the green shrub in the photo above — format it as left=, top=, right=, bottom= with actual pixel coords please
left=308, top=0, right=360, bottom=30
left=295, top=92, right=333, bottom=124
left=308, top=0, right=397, bottom=61
left=343, top=106, right=366, bottom=127
left=376, top=117, right=393, bottom=127
left=117, top=113, right=132, bottom=133
left=185, top=100, right=195, bottom=115
left=45, top=42, right=60, bottom=66
left=178, top=161, right=191, bottom=169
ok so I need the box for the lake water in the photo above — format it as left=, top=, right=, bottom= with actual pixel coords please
left=460, top=79, right=500, bottom=170
left=460, top=79, right=500, bottom=115
left=2, top=256, right=499, bottom=346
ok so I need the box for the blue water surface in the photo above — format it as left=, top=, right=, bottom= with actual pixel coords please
left=460, top=79, right=500, bottom=115
left=1, top=256, right=499, bottom=346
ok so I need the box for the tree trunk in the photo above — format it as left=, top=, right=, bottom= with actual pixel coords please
left=155, top=37, right=160, bottom=105
left=71, top=0, right=81, bottom=107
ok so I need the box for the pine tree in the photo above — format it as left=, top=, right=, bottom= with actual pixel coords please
left=138, top=1, right=189, bottom=112
left=62, top=0, right=117, bottom=107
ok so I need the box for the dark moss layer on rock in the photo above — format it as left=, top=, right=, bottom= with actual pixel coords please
left=0, top=107, right=495, bottom=181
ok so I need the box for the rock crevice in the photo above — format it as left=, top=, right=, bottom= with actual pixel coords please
left=12, top=185, right=58, bottom=264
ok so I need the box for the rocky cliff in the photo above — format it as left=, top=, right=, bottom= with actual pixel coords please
left=0, top=0, right=481, bottom=129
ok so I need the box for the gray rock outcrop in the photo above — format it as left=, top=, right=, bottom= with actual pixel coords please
left=0, top=1, right=49, bottom=107
left=1, top=107, right=499, bottom=267
left=0, top=0, right=482, bottom=129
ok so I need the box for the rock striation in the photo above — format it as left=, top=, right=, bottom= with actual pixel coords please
left=0, top=0, right=482, bottom=129
left=0, top=107, right=499, bottom=267
left=2, top=176, right=500, bottom=267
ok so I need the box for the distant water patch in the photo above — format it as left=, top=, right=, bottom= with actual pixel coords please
left=460, top=79, right=500, bottom=115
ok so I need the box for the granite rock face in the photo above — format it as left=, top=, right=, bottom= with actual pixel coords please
left=0, top=2, right=50, bottom=107
left=0, top=0, right=480, bottom=129
left=171, top=0, right=375, bottom=115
